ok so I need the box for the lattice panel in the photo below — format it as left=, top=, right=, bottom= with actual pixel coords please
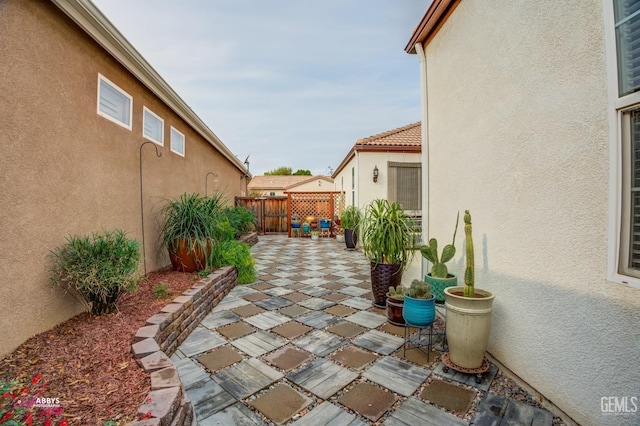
left=288, top=192, right=345, bottom=236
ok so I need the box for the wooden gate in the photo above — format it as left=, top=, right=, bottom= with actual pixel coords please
left=235, top=197, right=288, bottom=234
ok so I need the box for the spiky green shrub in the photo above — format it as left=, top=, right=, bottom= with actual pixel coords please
left=361, top=199, right=416, bottom=266
left=223, top=206, right=256, bottom=238
left=420, top=212, right=459, bottom=278
left=340, top=206, right=362, bottom=230
left=50, top=229, right=140, bottom=314
left=209, top=240, right=256, bottom=284
left=406, top=279, right=432, bottom=299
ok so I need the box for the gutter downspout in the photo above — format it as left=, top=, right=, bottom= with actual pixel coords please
left=415, top=42, right=429, bottom=279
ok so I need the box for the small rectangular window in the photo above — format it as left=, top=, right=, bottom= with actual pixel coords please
left=170, top=127, right=185, bottom=157
left=143, top=107, right=164, bottom=146
left=388, top=162, right=422, bottom=211
left=97, top=74, right=132, bottom=129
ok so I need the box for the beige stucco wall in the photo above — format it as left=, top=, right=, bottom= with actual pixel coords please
left=0, top=1, right=244, bottom=356
left=422, top=1, right=639, bottom=424
left=287, top=178, right=334, bottom=193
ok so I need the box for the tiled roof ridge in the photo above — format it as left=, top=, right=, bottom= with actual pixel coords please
left=356, top=122, right=421, bottom=145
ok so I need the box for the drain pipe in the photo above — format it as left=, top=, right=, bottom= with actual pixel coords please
left=415, top=42, right=429, bottom=279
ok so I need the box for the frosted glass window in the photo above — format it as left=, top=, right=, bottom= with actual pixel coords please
left=97, top=74, right=132, bottom=129
left=143, top=107, right=164, bottom=145
left=170, top=127, right=185, bottom=157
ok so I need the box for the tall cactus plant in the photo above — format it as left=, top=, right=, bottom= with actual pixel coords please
left=463, top=210, right=475, bottom=297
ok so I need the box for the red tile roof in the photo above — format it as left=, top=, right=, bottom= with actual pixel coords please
left=355, top=122, right=421, bottom=149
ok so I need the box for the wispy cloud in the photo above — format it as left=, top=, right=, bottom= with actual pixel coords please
left=93, top=0, right=430, bottom=175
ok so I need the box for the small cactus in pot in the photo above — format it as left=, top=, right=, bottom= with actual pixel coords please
left=388, top=285, right=405, bottom=300
left=402, top=279, right=435, bottom=327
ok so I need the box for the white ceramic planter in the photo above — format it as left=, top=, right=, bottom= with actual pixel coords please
left=444, top=286, right=495, bottom=369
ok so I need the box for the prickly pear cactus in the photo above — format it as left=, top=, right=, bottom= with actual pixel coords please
left=463, top=210, right=475, bottom=297
left=420, top=212, right=459, bottom=278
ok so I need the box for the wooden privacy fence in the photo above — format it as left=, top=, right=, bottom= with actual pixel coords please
left=287, top=191, right=345, bottom=237
left=235, top=196, right=288, bottom=234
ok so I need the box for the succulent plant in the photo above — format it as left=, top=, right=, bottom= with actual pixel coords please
left=463, top=210, right=475, bottom=297
left=389, top=285, right=405, bottom=299
left=420, top=212, right=459, bottom=278
left=406, top=279, right=432, bottom=299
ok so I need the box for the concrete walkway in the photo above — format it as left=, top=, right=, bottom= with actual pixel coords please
left=170, top=236, right=553, bottom=425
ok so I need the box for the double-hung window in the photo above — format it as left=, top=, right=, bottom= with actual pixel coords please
left=143, top=107, right=164, bottom=146
left=170, top=127, right=185, bottom=157
left=387, top=162, right=421, bottom=212
left=97, top=74, right=132, bottom=129
left=615, top=0, right=640, bottom=279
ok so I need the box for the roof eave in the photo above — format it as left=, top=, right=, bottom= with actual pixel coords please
left=405, top=0, right=460, bottom=54
left=52, top=0, right=251, bottom=177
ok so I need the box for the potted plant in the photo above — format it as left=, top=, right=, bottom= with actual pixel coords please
left=444, top=210, right=495, bottom=369
left=386, top=285, right=405, bottom=326
left=402, top=279, right=435, bottom=327
left=158, top=192, right=223, bottom=272
left=361, top=199, right=416, bottom=308
left=340, top=206, right=362, bottom=250
left=310, top=230, right=320, bottom=240
left=420, top=212, right=459, bottom=304
left=291, top=213, right=301, bottom=229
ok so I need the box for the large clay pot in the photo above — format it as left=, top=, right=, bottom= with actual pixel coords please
left=370, top=262, right=402, bottom=308
left=444, top=286, right=495, bottom=369
left=169, top=238, right=208, bottom=272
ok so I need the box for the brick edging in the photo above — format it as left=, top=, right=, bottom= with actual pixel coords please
left=239, top=231, right=259, bottom=247
left=128, top=266, right=238, bottom=426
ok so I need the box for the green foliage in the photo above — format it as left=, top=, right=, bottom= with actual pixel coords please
left=293, top=169, right=312, bottom=175
left=153, top=283, right=170, bottom=299
left=264, top=166, right=293, bottom=175
left=158, top=192, right=226, bottom=256
left=463, top=210, right=475, bottom=297
left=209, top=240, right=256, bottom=284
left=340, top=206, right=362, bottom=230
left=223, top=206, right=256, bottom=238
left=388, top=285, right=405, bottom=299
left=361, top=199, right=416, bottom=266
left=198, top=269, right=212, bottom=278
left=50, top=229, right=140, bottom=315
left=406, top=279, right=432, bottom=299
left=1, top=374, right=67, bottom=425
left=420, top=212, right=459, bottom=278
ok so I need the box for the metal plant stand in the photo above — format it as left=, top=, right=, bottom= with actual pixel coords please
left=403, top=321, right=447, bottom=362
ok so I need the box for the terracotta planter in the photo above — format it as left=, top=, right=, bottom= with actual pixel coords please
left=370, top=262, right=403, bottom=308
left=169, top=238, right=209, bottom=272
left=444, top=286, right=495, bottom=369
left=386, top=293, right=405, bottom=326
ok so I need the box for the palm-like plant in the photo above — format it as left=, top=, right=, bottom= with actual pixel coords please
left=361, top=199, right=416, bottom=266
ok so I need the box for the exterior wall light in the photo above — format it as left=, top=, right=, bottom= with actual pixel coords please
left=373, top=165, right=379, bottom=183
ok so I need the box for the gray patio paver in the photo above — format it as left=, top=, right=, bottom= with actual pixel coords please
left=433, top=361, right=498, bottom=392
left=293, top=330, right=347, bottom=356
left=201, top=310, right=241, bottom=329
left=263, top=287, right=294, bottom=297
left=341, top=297, right=373, bottom=310
left=213, top=358, right=284, bottom=399
left=346, top=310, right=388, bottom=328
left=292, top=402, right=366, bottom=426
left=177, top=326, right=226, bottom=357
left=229, top=286, right=258, bottom=296
left=185, top=378, right=236, bottom=421
left=352, top=330, right=404, bottom=355
left=363, top=356, right=431, bottom=396
left=255, top=297, right=293, bottom=310
left=296, top=311, right=340, bottom=329
left=297, top=297, right=336, bottom=310
left=244, top=311, right=291, bottom=330
left=287, top=358, right=358, bottom=399
left=231, top=330, right=287, bottom=357
left=383, top=397, right=467, bottom=426
left=338, top=286, right=370, bottom=297
left=298, top=286, right=331, bottom=297
left=199, top=402, right=266, bottom=426
left=213, top=296, right=251, bottom=312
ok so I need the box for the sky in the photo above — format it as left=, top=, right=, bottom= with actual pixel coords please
left=91, top=0, right=430, bottom=176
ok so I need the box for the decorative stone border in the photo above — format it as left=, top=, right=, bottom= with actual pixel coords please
left=128, top=266, right=238, bottom=425
left=239, top=231, right=259, bottom=246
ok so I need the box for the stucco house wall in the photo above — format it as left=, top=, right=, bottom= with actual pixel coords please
left=410, top=1, right=640, bottom=424
left=0, top=0, right=247, bottom=356
left=285, top=177, right=334, bottom=193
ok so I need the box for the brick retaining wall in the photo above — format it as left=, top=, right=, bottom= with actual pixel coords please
left=239, top=231, right=259, bottom=246
left=128, top=266, right=238, bottom=425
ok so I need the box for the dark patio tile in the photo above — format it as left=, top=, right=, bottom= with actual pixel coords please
left=323, top=282, right=345, bottom=291
left=329, top=345, right=378, bottom=370
left=250, top=282, right=275, bottom=291
left=420, top=379, right=476, bottom=415
left=326, top=322, right=366, bottom=338
left=198, top=347, right=243, bottom=372
left=323, top=292, right=350, bottom=302
left=395, top=347, right=441, bottom=368
left=232, top=304, right=266, bottom=318
left=271, top=321, right=312, bottom=339
left=216, top=321, right=255, bottom=340
left=324, top=305, right=357, bottom=317
left=251, top=384, right=312, bottom=425
left=264, top=345, right=312, bottom=371
left=278, top=304, right=310, bottom=318
left=337, top=382, right=398, bottom=422
left=243, top=292, right=270, bottom=302
left=281, top=292, right=311, bottom=302
left=379, top=323, right=405, bottom=337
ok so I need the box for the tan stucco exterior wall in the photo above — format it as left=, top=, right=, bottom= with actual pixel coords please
left=422, top=1, right=639, bottom=424
left=0, top=1, right=245, bottom=356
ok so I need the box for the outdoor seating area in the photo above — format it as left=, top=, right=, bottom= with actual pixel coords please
left=169, top=236, right=556, bottom=425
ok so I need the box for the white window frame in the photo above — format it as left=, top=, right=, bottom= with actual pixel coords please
left=605, top=0, right=640, bottom=288
left=170, top=127, right=185, bottom=157
left=97, top=74, right=132, bottom=130
left=143, top=107, right=164, bottom=146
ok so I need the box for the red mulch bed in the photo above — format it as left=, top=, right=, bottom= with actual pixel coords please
left=0, top=269, right=199, bottom=425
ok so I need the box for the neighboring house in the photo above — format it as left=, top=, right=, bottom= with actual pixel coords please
left=407, top=1, right=639, bottom=425
left=0, top=0, right=249, bottom=357
left=248, top=175, right=334, bottom=196
left=332, top=122, right=421, bottom=212
left=332, top=123, right=422, bottom=284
